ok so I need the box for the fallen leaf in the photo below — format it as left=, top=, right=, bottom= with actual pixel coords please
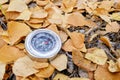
left=69, top=31, right=84, bottom=49
left=72, top=50, right=97, bottom=71
left=70, top=78, right=90, bottom=80
left=111, top=12, right=120, bottom=21
left=16, top=9, right=32, bottom=20
left=62, top=39, right=76, bottom=52
left=7, top=21, right=31, bottom=45
left=0, top=44, right=25, bottom=63
left=29, top=18, right=44, bottom=24
left=5, top=12, right=20, bottom=20
left=47, top=24, right=59, bottom=35
left=29, top=75, right=45, bottom=80
left=98, top=0, right=114, bottom=11
left=85, top=48, right=108, bottom=65
left=0, top=0, right=8, bottom=4
left=94, top=64, right=120, bottom=80
left=108, top=60, right=120, bottom=72
left=0, top=62, right=6, bottom=80
left=61, top=0, right=77, bottom=12
left=50, top=54, right=67, bottom=71
left=15, top=43, right=25, bottom=50
left=59, top=31, right=68, bottom=43
left=117, top=58, right=120, bottom=68
left=35, top=64, right=55, bottom=78
left=100, top=36, right=112, bottom=48
left=7, top=0, right=28, bottom=12
left=53, top=73, right=69, bottom=80
left=25, top=21, right=42, bottom=29
left=99, top=15, right=111, bottom=24
left=35, top=0, right=49, bottom=6
left=0, top=36, right=6, bottom=49
left=13, top=56, right=38, bottom=77
left=106, top=21, right=120, bottom=32
left=67, top=12, right=87, bottom=27
left=33, top=61, right=49, bottom=69
left=31, top=9, right=48, bottom=19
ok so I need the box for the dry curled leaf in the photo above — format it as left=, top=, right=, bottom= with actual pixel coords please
left=100, top=36, right=112, bottom=48
left=108, top=60, right=120, bottom=72
left=62, top=39, right=76, bottom=52
left=69, top=31, right=84, bottom=49
left=50, top=54, right=67, bottom=71
left=59, top=31, right=68, bottom=43
left=7, top=0, right=28, bottom=12
left=31, top=9, right=48, bottom=19
left=72, top=50, right=97, bottom=71
left=95, top=64, right=120, bottom=80
left=16, top=9, right=32, bottom=20
left=106, top=22, right=120, bottom=32
left=13, top=56, right=38, bottom=77
left=33, top=61, right=49, bottom=69
left=7, top=21, right=31, bottom=45
left=61, top=0, right=77, bottom=12
left=85, top=48, right=108, bottom=65
left=15, top=43, right=25, bottom=50
left=35, top=64, right=55, bottom=78
left=53, top=73, right=69, bottom=80
left=0, top=0, right=8, bottom=4
left=0, top=62, right=6, bottom=80
left=67, top=12, right=87, bottom=27
left=70, top=78, right=90, bottom=80
left=0, top=45, right=25, bottom=63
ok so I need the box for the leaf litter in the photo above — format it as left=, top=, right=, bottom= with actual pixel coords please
left=0, top=0, right=120, bottom=80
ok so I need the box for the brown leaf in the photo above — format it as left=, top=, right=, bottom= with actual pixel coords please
left=35, top=64, right=55, bottom=78
left=0, top=45, right=25, bottom=63
left=100, top=36, right=112, bottom=48
left=35, top=0, right=49, bottom=6
left=50, top=54, right=67, bottom=71
left=15, top=43, right=25, bottom=50
left=69, top=31, right=84, bottom=49
left=7, top=21, right=31, bottom=45
left=72, top=50, right=97, bottom=71
left=47, top=24, right=59, bottom=35
left=85, top=48, right=108, bottom=65
left=0, top=36, right=6, bottom=49
left=106, top=22, right=120, bottom=32
left=117, top=58, right=120, bottom=69
left=29, top=18, right=44, bottom=24
left=67, top=12, right=87, bottom=27
left=94, top=64, right=120, bottom=80
left=7, top=0, right=28, bottom=12
left=13, top=56, right=38, bottom=77
left=0, top=62, right=6, bottom=80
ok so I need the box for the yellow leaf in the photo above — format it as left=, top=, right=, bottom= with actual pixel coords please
left=7, top=21, right=31, bottom=45
left=85, top=48, right=108, bottom=65
left=108, top=60, right=120, bottom=72
left=7, top=0, right=28, bottom=12
left=0, top=45, right=25, bottom=63
left=53, top=73, right=69, bottom=80
left=0, top=62, right=6, bottom=80
left=16, top=9, right=31, bottom=20
left=111, top=12, right=120, bottom=21
left=33, top=62, right=49, bottom=69
left=50, top=54, right=67, bottom=71
left=35, top=64, right=55, bottom=78
left=59, top=31, right=68, bottom=43
left=13, top=56, right=38, bottom=77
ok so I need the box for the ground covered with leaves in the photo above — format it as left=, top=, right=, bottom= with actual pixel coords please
left=0, top=0, right=120, bottom=80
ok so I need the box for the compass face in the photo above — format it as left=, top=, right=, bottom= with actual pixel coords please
left=31, top=32, right=56, bottom=53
